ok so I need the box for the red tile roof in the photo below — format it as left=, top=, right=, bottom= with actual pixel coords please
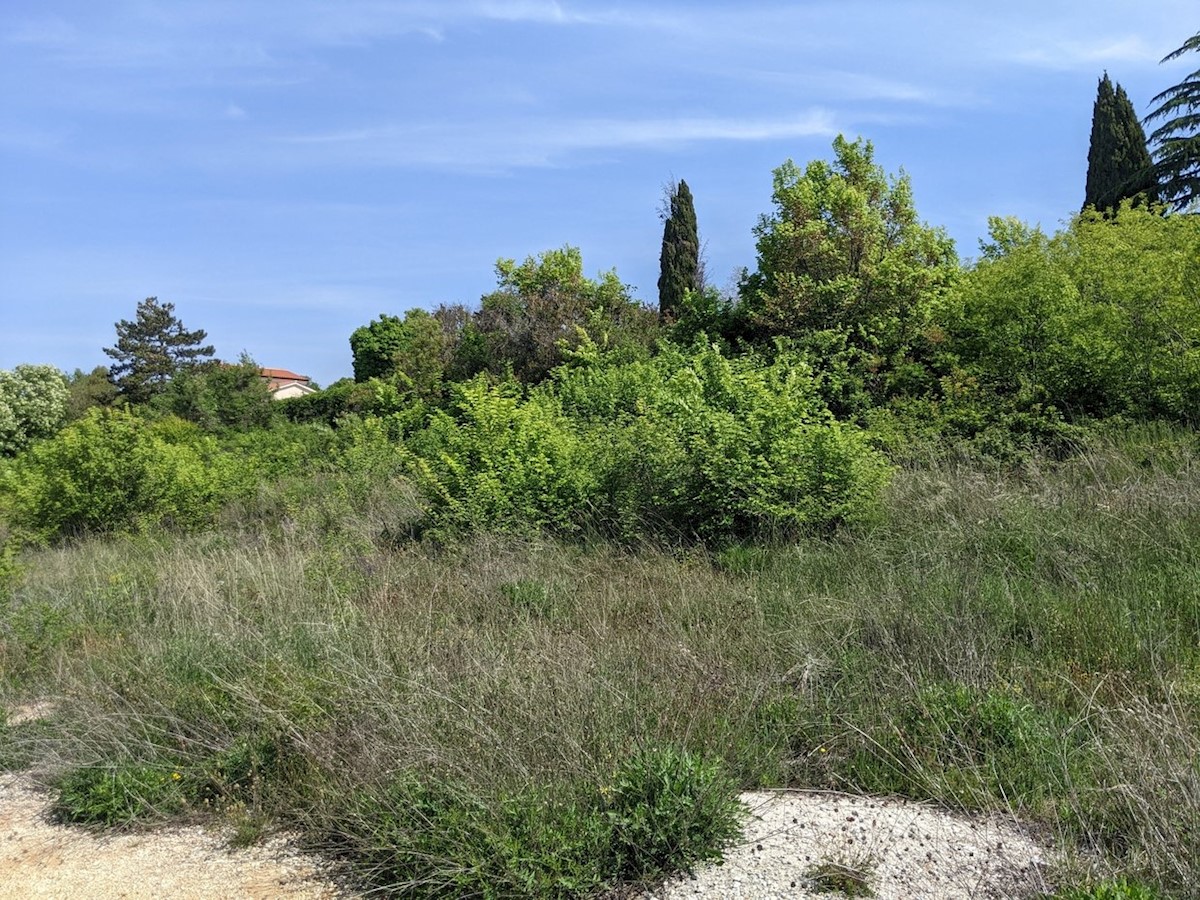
left=259, top=367, right=310, bottom=383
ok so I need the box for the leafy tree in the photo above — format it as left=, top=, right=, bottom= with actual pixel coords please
left=0, top=364, right=69, bottom=454
left=431, top=303, right=484, bottom=381
left=739, top=136, right=957, bottom=412
left=1146, top=30, right=1200, bottom=210
left=350, top=309, right=448, bottom=399
left=1083, top=73, right=1157, bottom=213
left=351, top=314, right=400, bottom=382
left=104, top=297, right=215, bottom=403
left=947, top=206, right=1200, bottom=420
left=474, top=246, right=657, bottom=384
left=657, top=179, right=700, bottom=323
left=162, top=354, right=277, bottom=430
left=65, top=367, right=118, bottom=421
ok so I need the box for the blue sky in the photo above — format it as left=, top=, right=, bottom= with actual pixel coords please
left=2, top=1, right=1195, bottom=387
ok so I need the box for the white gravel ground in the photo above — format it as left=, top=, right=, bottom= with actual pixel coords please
left=646, top=790, right=1054, bottom=900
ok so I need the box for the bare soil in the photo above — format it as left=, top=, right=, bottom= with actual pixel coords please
left=0, top=773, right=350, bottom=900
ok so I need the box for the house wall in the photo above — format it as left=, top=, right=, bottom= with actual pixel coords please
left=270, top=382, right=316, bottom=401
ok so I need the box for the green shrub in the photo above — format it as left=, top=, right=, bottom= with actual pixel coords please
left=404, top=377, right=596, bottom=536
left=562, top=342, right=893, bottom=541
left=328, top=774, right=609, bottom=898
left=320, top=746, right=742, bottom=897
left=1051, top=878, right=1163, bottom=900
left=279, top=379, right=354, bottom=425
left=601, top=746, right=743, bottom=880
left=53, top=762, right=187, bottom=827
left=1, top=408, right=244, bottom=540
left=0, top=520, right=19, bottom=598
left=400, top=344, right=891, bottom=542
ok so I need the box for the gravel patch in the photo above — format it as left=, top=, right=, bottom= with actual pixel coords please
left=644, top=790, right=1054, bottom=900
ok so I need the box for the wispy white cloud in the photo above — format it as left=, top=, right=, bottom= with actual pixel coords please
left=473, top=1, right=578, bottom=24
left=275, top=110, right=839, bottom=170
left=1010, top=35, right=1164, bottom=70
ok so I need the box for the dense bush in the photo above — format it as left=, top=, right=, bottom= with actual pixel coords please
left=401, top=343, right=891, bottom=541
left=404, top=377, right=595, bottom=535
left=314, top=747, right=740, bottom=898
left=279, top=379, right=356, bottom=425
left=160, top=355, right=278, bottom=431
left=557, top=340, right=892, bottom=540
left=947, top=207, right=1200, bottom=423
left=0, top=407, right=245, bottom=541
left=0, top=364, right=69, bottom=455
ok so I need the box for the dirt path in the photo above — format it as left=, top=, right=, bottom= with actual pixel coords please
left=0, top=773, right=350, bottom=899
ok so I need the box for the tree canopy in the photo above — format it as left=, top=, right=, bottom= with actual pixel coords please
left=0, top=364, right=68, bottom=455
left=473, top=246, right=656, bottom=384
left=740, top=137, right=956, bottom=349
left=349, top=309, right=448, bottom=400
left=104, top=297, right=215, bottom=403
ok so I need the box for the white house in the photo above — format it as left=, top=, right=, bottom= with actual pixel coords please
left=260, top=367, right=317, bottom=400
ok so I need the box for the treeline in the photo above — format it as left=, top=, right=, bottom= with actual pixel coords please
left=2, top=131, right=1200, bottom=554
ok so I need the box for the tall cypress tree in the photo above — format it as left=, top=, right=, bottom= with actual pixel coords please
left=1083, top=73, right=1157, bottom=213
left=657, top=179, right=700, bottom=323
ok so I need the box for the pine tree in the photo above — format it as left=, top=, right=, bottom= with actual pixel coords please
left=1146, top=30, right=1200, bottom=211
left=1083, top=73, right=1157, bottom=213
left=104, top=297, right=215, bottom=402
left=657, top=179, right=700, bottom=323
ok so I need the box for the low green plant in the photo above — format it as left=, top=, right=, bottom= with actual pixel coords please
left=601, top=746, right=744, bottom=880
left=53, top=762, right=188, bottom=827
left=325, top=774, right=609, bottom=898
left=1051, top=878, right=1163, bottom=900
left=500, top=578, right=562, bottom=621
left=316, top=746, right=741, bottom=897
left=807, top=859, right=876, bottom=897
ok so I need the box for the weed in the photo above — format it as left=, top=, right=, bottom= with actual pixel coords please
left=52, top=763, right=187, bottom=827
left=602, top=746, right=744, bottom=880
left=806, top=858, right=876, bottom=897
left=1051, top=877, right=1164, bottom=899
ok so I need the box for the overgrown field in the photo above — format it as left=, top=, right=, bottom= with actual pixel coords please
left=3, top=143, right=1199, bottom=898
left=2, top=427, right=1198, bottom=897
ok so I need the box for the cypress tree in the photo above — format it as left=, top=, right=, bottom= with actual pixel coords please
left=1083, top=73, right=1157, bottom=213
left=657, top=179, right=700, bottom=323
